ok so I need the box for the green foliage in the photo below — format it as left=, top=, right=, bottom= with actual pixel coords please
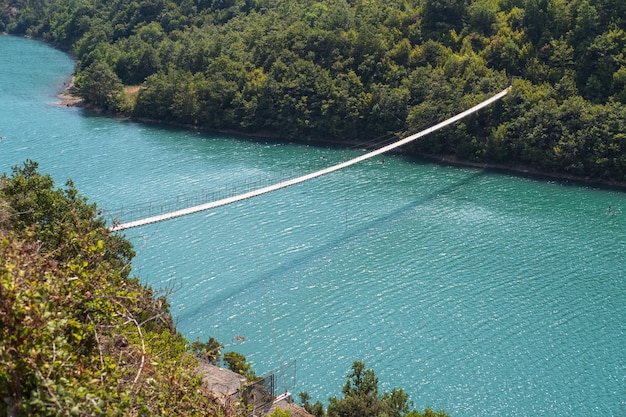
left=190, top=336, right=223, bottom=363
left=325, top=361, right=449, bottom=417
left=488, top=80, right=626, bottom=180
left=341, top=361, right=379, bottom=398
left=268, top=407, right=291, bottom=417
left=75, top=60, right=130, bottom=112
left=0, top=160, right=134, bottom=273
left=0, top=162, right=231, bottom=416
left=223, top=351, right=257, bottom=381
left=299, top=391, right=325, bottom=417
left=421, top=0, right=467, bottom=41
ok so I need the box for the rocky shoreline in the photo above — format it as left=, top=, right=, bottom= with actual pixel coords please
left=57, top=77, right=83, bottom=107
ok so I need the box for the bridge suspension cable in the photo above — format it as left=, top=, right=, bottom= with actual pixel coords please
left=109, top=86, right=511, bottom=232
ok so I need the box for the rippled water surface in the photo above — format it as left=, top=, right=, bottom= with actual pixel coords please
left=1, top=36, right=625, bottom=416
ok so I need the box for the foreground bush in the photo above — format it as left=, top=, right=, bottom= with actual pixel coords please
left=0, top=161, right=227, bottom=416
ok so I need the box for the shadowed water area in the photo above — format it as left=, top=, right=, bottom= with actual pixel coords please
left=1, top=35, right=624, bottom=416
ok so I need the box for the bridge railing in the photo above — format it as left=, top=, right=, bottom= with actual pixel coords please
left=104, top=172, right=297, bottom=225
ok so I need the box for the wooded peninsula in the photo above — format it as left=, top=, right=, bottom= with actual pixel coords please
left=2, top=0, right=625, bottom=183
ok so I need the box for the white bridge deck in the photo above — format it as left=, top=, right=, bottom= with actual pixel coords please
left=109, top=87, right=511, bottom=232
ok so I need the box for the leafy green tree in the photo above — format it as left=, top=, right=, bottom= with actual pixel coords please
left=326, top=361, right=449, bottom=417
left=383, top=388, right=413, bottom=417
left=75, top=60, right=129, bottom=112
left=341, top=361, right=379, bottom=398
left=421, top=0, right=467, bottom=41
left=133, top=70, right=178, bottom=121
left=299, top=391, right=325, bottom=417
left=407, top=409, right=451, bottom=417
left=115, top=39, right=162, bottom=84
left=466, top=0, right=499, bottom=36
left=579, top=28, right=626, bottom=102
left=195, top=56, right=248, bottom=129
left=223, top=351, right=257, bottom=380
left=190, top=336, right=223, bottom=363
left=571, top=0, right=600, bottom=53
left=522, top=0, right=551, bottom=45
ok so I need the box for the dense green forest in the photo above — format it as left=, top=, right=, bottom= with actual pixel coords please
left=1, top=0, right=626, bottom=182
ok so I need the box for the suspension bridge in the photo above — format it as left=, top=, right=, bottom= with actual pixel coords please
left=108, top=86, right=511, bottom=232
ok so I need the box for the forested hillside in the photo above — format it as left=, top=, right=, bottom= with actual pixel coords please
left=0, top=161, right=231, bottom=416
left=1, top=0, right=626, bottom=182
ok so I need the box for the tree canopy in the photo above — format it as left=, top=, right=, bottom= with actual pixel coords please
left=300, top=361, right=450, bottom=417
left=2, top=0, right=626, bottom=182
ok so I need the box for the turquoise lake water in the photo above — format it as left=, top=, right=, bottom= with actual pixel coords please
left=1, top=35, right=625, bottom=416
